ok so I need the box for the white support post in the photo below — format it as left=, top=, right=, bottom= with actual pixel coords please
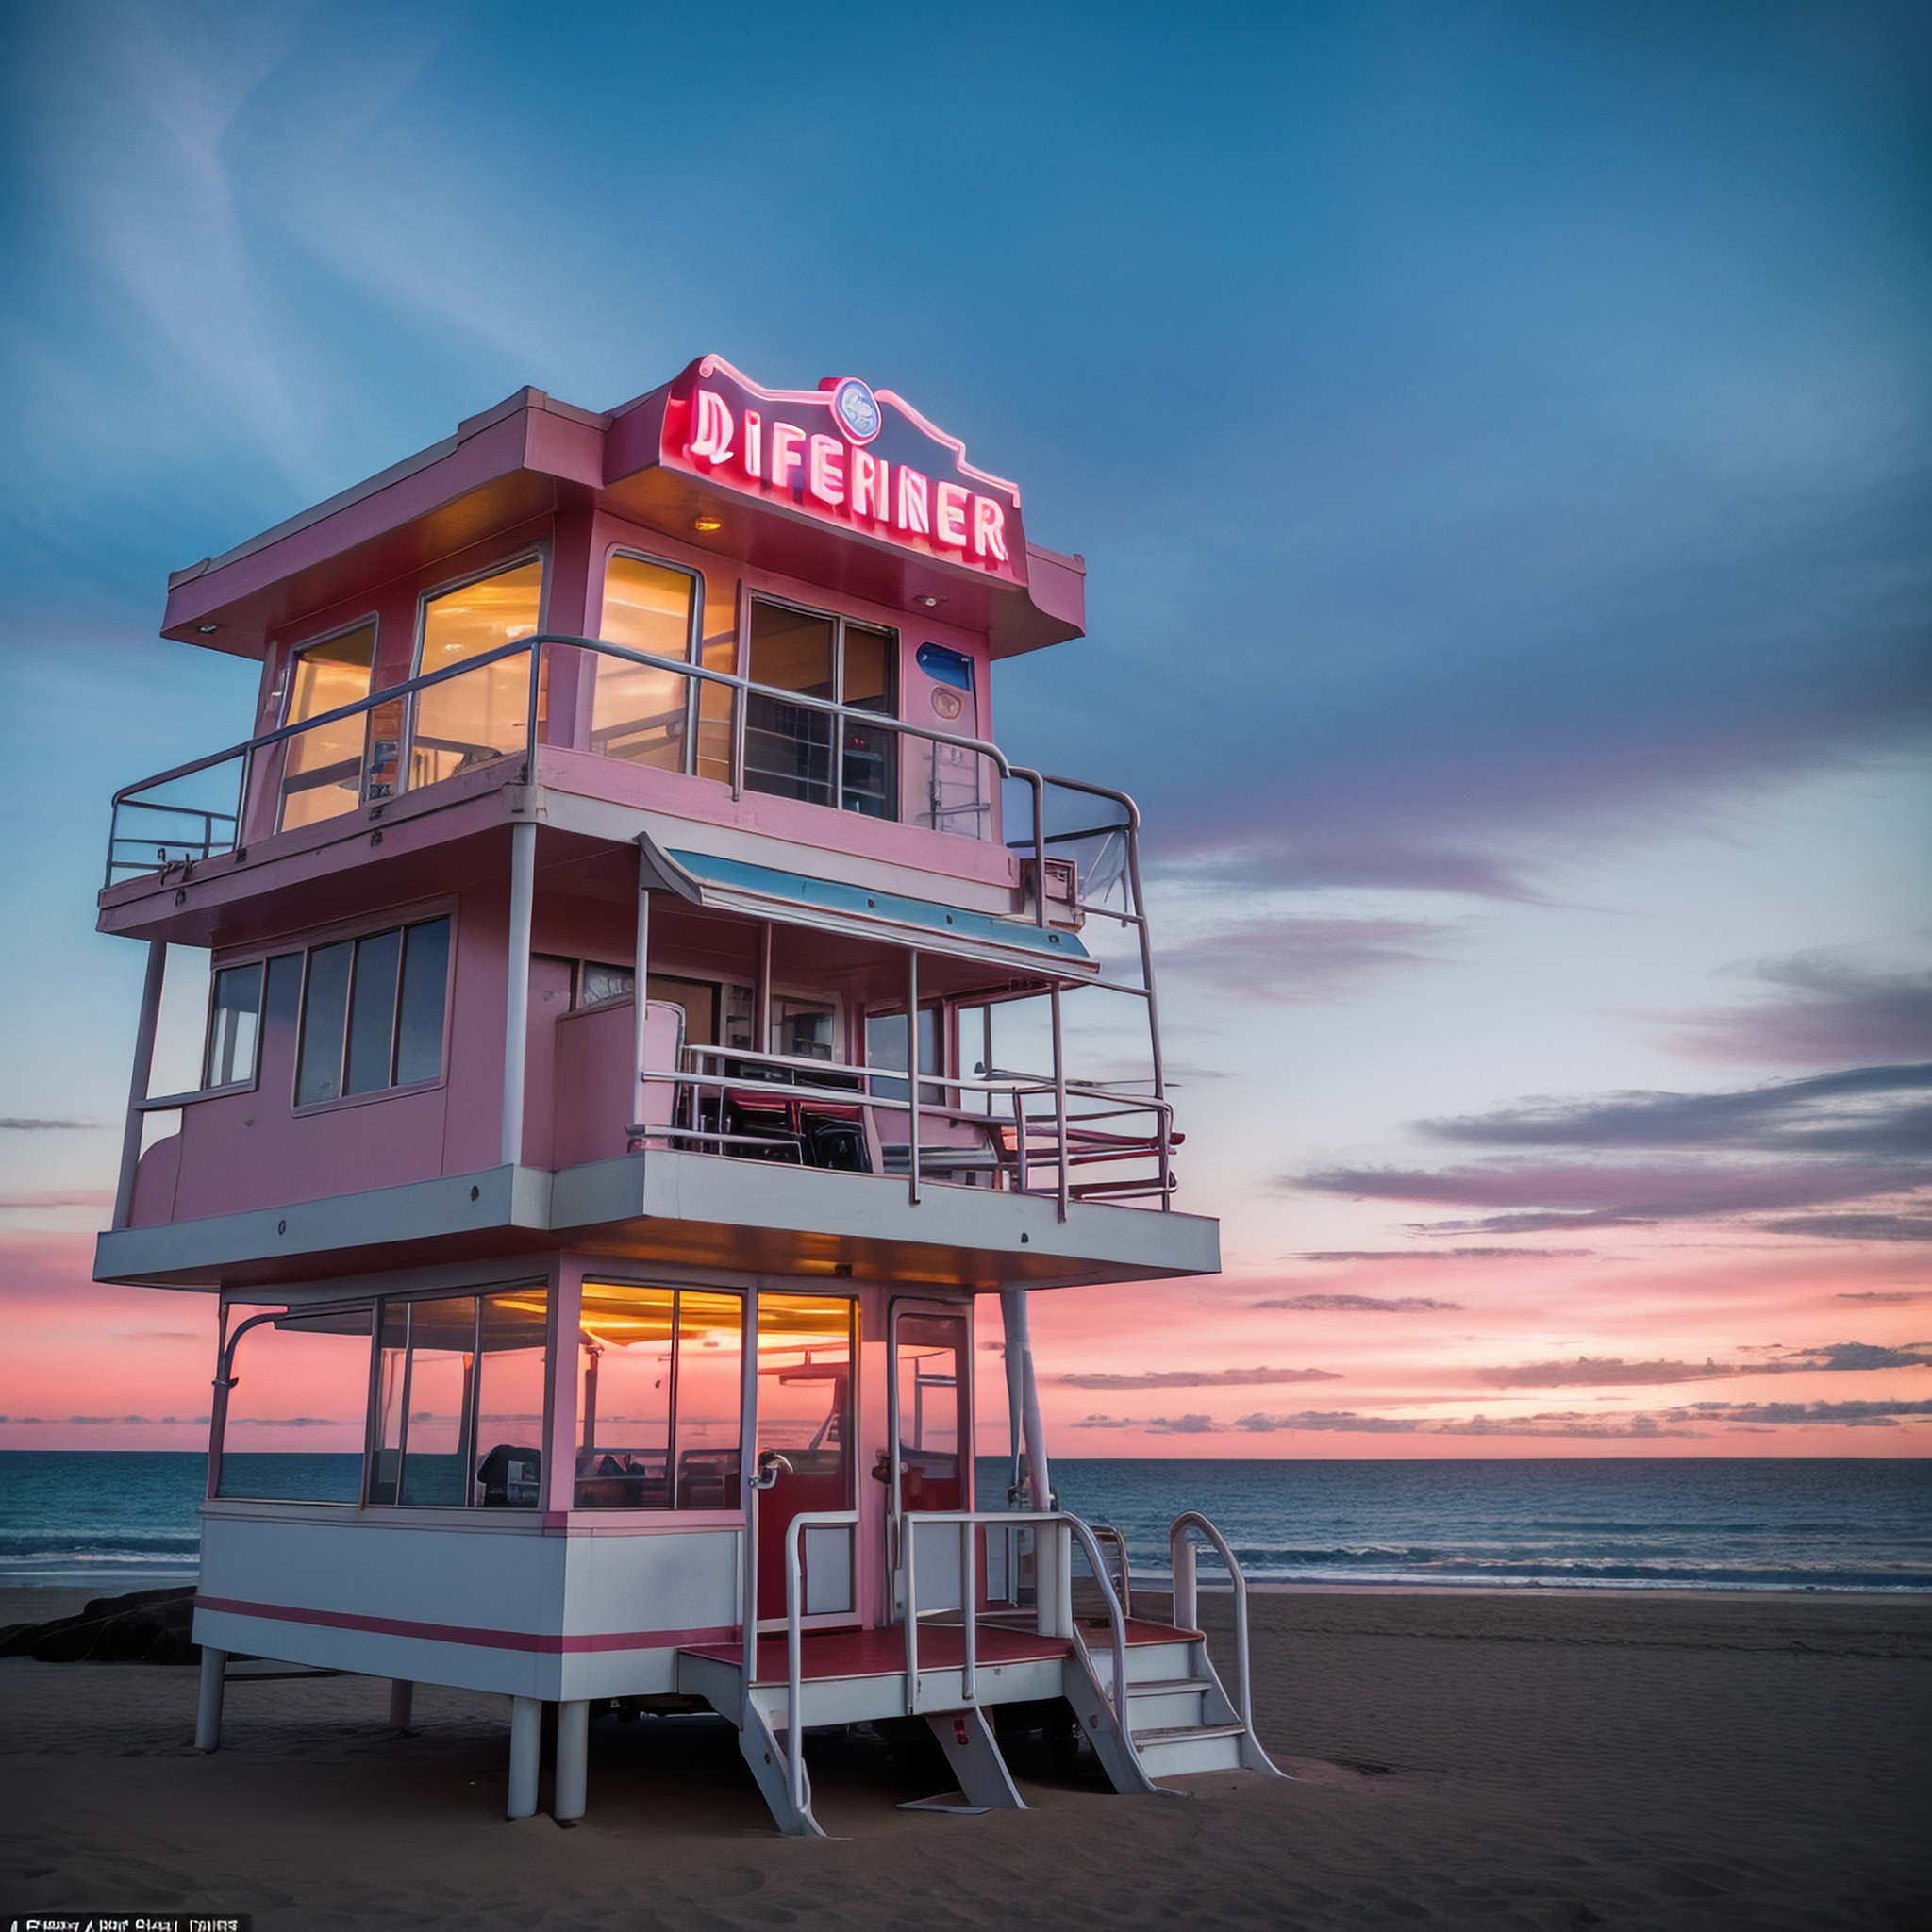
left=507, top=1696, right=541, bottom=1819
left=388, top=1679, right=415, bottom=1733
left=500, top=818, right=537, bottom=1170
left=906, top=948, right=921, bottom=1206
left=632, top=847, right=652, bottom=1137
left=554, top=1699, right=589, bottom=1821
left=194, top=1645, right=227, bottom=1752
left=754, top=922, right=773, bottom=1054
left=112, top=940, right=167, bottom=1230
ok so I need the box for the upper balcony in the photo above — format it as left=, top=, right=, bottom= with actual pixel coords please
left=93, top=638, right=1213, bottom=1295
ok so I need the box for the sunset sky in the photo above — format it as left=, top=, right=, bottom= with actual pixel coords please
left=2, top=1, right=1927, bottom=1457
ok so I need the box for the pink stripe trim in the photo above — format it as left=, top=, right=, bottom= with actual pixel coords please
left=193, top=1594, right=736, bottom=1655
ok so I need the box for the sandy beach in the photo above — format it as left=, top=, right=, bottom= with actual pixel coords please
left=3, top=1585, right=1927, bottom=1930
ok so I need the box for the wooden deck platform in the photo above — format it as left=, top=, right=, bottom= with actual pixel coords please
left=682, top=1617, right=1195, bottom=1687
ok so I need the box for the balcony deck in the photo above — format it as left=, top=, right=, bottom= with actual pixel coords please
left=92, top=1146, right=1220, bottom=1291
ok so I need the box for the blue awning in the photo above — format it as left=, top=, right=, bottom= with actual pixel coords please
left=651, top=843, right=1094, bottom=974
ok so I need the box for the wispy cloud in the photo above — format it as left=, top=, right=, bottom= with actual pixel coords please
left=1758, top=1213, right=1932, bottom=1242
left=1474, top=1341, right=1932, bottom=1388
left=0, top=1190, right=115, bottom=1210
left=1665, top=954, right=1932, bottom=1067
left=1290, top=1248, right=1589, bottom=1262
left=0, top=1120, right=101, bottom=1131
left=1070, top=1396, right=1932, bottom=1438
left=1158, top=916, right=1448, bottom=1002
left=1057, top=1366, right=1342, bottom=1390
left=1290, top=1064, right=1931, bottom=1235
left=1256, top=1293, right=1463, bottom=1313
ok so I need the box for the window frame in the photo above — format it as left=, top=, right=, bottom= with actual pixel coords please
left=287, top=903, right=458, bottom=1115
left=740, top=591, right=901, bottom=817
left=594, top=546, right=708, bottom=774
left=275, top=612, right=384, bottom=729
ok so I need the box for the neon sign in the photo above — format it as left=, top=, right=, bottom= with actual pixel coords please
left=660, top=356, right=1027, bottom=586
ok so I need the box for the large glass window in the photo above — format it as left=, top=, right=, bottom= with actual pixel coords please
left=743, top=601, right=897, bottom=816
left=215, top=1307, right=375, bottom=1503
left=412, top=560, right=544, bottom=787
left=295, top=916, right=450, bottom=1107
left=593, top=555, right=697, bottom=771
left=575, top=1284, right=743, bottom=1509
left=368, top=1290, right=549, bottom=1507
left=204, top=963, right=264, bottom=1090
left=278, top=624, right=376, bottom=831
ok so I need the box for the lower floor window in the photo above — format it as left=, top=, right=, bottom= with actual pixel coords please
left=213, top=1287, right=548, bottom=1507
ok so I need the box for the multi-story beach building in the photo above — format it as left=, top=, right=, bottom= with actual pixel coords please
left=93, top=356, right=1278, bottom=1832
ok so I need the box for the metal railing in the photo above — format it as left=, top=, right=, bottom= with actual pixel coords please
left=625, top=1040, right=1176, bottom=1208
left=105, top=633, right=1051, bottom=892
left=773, top=1507, right=1133, bottom=1826
left=105, top=632, right=1175, bottom=1211
left=1170, top=1511, right=1257, bottom=1742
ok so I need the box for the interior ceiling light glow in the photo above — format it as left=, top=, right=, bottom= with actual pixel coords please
left=693, top=513, right=724, bottom=532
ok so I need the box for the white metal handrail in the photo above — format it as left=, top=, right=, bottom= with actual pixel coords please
left=1170, top=1511, right=1257, bottom=1740
left=625, top=1041, right=1176, bottom=1204
left=769, top=1506, right=1137, bottom=1828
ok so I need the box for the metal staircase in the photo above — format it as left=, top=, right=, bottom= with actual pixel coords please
left=678, top=1507, right=1282, bottom=1834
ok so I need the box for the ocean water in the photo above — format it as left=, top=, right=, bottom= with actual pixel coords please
left=3, top=1451, right=1928, bottom=1593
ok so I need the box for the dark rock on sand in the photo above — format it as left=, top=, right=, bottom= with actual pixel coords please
left=0, top=1586, right=200, bottom=1664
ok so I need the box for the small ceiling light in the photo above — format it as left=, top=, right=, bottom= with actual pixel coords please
left=197, top=623, right=220, bottom=633
left=918, top=595, right=941, bottom=608
left=693, top=513, right=724, bottom=533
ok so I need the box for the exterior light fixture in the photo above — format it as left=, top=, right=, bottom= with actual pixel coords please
left=693, top=513, right=724, bottom=533
left=197, top=623, right=219, bottom=633
left=918, top=595, right=941, bottom=608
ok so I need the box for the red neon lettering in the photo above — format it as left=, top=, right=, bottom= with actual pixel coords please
left=771, top=422, right=807, bottom=491
left=851, top=450, right=888, bottom=520
left=972, top=495, right=1009, bottom=563
left=934, top=481, right=971, bottom=549
left=896, top=467, right=930, bottom=536
left=808, top=433, right=846, bottom=508
left=689, top=389, right=734, bottom=463
left=741, top=410, right=762, bottom=480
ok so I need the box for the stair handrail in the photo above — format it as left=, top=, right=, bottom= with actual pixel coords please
left=894, top=1508, right=1132, bottom=1733
left=1169, top=1511, right=1256, bottom=1740
left=1089, top=1523, right=1134, bottom=1618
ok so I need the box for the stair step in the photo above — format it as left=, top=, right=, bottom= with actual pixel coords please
left=1130, top=1721, right=1247, bottom=1745
left=1125, top=1676, right=1213, bottom=1697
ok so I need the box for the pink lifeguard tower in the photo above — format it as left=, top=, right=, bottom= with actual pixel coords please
left=94, top=355, right=1279, bottom=1832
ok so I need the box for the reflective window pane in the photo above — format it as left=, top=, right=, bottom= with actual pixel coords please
left=393, top=918, right=450, bottom=1086
left=475, top=1291, right=548, bottom=1507
left=279, top=625, right=375, bottom=831
left=745, top=603, right=834, bottom=807
left=205, top=963, right=263, bottom=1090
left=396, top=1297, right=476, bottom=1507
left=413, top=561, right=544, bottom=787
left=216, top=1307, right=372, bottom=1503
left=295, top=941, right=353, bottom=1106
left=344, top=927, right=402, bottom=1095
left=594, top=557, right=694, bottom=771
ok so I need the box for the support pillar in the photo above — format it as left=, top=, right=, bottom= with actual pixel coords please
left=500, top=817, right=537, bottom=1169
left=508, top=1695, right=541, bottom=1819
left=554, top=1699, right=590, bottom=1821
left=194, top=1645, right=227, bottom=1752
left=388, top=1679, right=415, bottom=1733
left=111, top=940, right=167, bottom=1230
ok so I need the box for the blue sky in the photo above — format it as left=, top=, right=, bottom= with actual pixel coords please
left=3, top=0, right=1928, bottom=1451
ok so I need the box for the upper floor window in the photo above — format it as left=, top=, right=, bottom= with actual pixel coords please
left=294, top=915, right=451, bottom=1107
left=744, top=600, right=897, bottom=818
left=204, top=964, right=264, bottom=1090
left=592, top=555, right=699, bottom=771
left=278, top=622, right=375, bottom=831
left=413, top=559, right=544, bottom=787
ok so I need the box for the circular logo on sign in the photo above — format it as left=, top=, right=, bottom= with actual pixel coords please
left=830, top=376, right=882, bottom=445
left=931, top=687, right=964, bottom=720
